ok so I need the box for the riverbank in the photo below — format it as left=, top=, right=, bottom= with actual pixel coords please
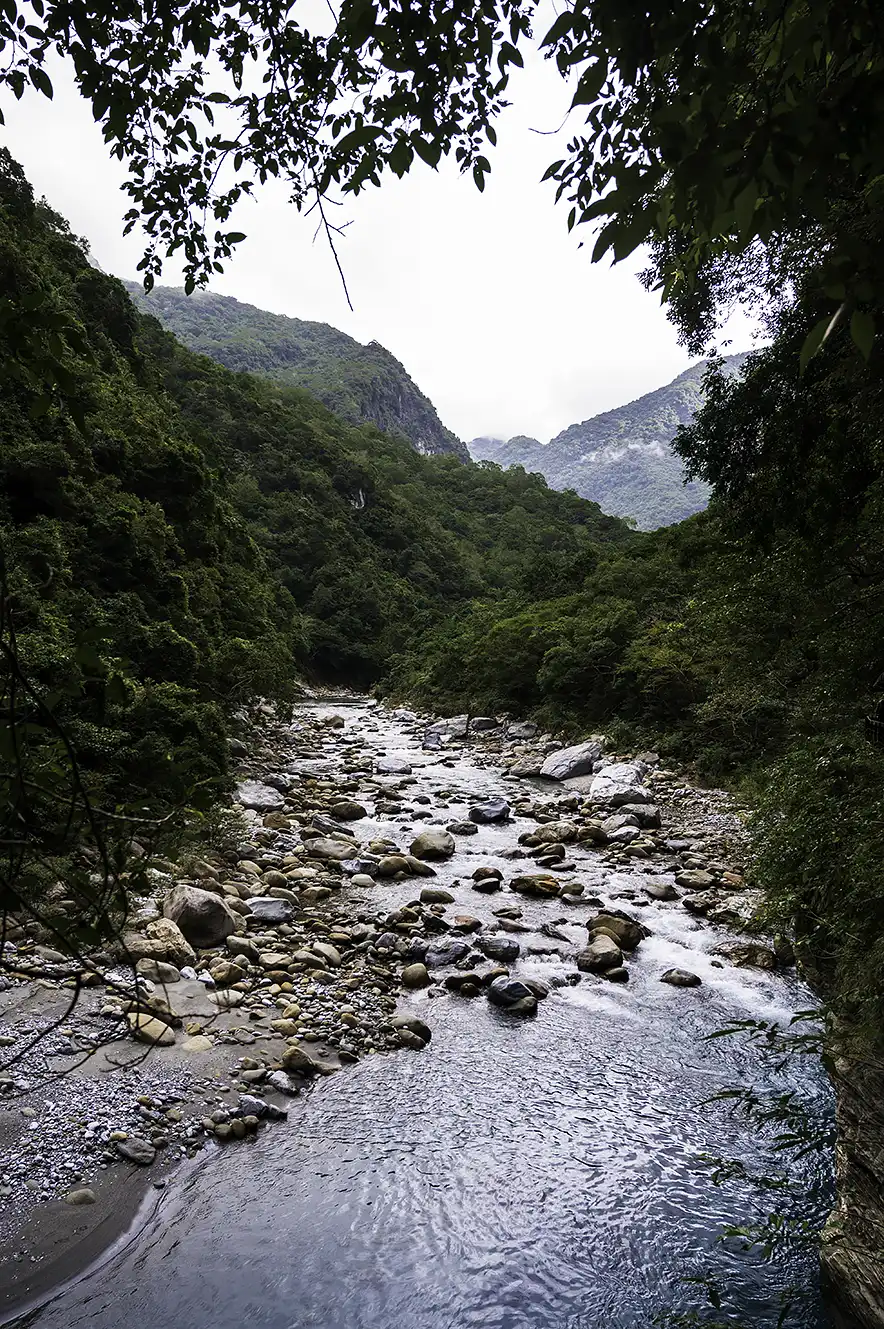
left=0, top=697, right=823, bottom=1322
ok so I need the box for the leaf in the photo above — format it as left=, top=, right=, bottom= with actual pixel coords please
left=850, top=309, right=875, bottom=360
left=799, top=304, right=844, bottom=373
left=541, top=11, right=574, bottom=47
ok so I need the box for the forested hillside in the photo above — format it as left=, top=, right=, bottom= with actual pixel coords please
left=0, top=151, right=627, bottom=831
left=470, top=355, right=748, bottom=528
left=125, top=283, right=469, bottom=460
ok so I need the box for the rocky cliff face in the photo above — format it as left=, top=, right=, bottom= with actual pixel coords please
left=470, top=354, right=749, bottom=529
left=821, top=1056, right=884, bottom=1327
left=125, top=283, right=469, bottom=461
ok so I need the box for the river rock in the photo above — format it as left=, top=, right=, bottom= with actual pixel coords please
left=115, top=1136, right=156, bottom=1166
left=486, top=976, right=537, bottom=1014
left=377, top=855, right=411, bottom=876
left=577, top=935, right=623, bottom=972
left=143, top=917, right=197, bottom=968
left=644, top=880, right=679, bottom=901
left=163, top=884, right=238, bottom=947
left=65, top=1187, right=97, bottom=1205
left=330, top=800, right=368, bottom=820
left=469, top=797, right=511, bottom=824
left=282, top=1043, right=338, bottom=1076
left=716, top=942, right=778, bottom=970
left=236, top=780, right=285, bottom=812
left=506, top=721, right=537, bottom=740
left=476, top=935, right=520, bottom=963
left=540, top=738, right=606, bottom=780
left=127, top=1012, right=176, bottom=1046
left=676, top=869, right=717, bottom=891
left=661, top=968, right=702, bottom=987
left=425, top=940, right=471, bottom=968
left=620, top=803, right=661, bottom=828
left=266, top=1070, right=301, bottom=1097
left=376, top=757, right=413, bottom=775
left=588, top=763, right=653, bottom=807
left=410, top=829, right=455, bottom=860
left=586, top=912, right=645, bottom=950
left=420, top=886, right=455, bottom=904
left=247, top=896, right=297, bottom=926
left=509, top=757, right=544, bottom=777
left=448, top=821, right=479, bottom=835
left=401, top=962, right=431, bottom=989
left=306, top=837, right=358, bottom=861
left=509, top=874, right=561, bottom=898
left=135, top=958, right=182, bottom=984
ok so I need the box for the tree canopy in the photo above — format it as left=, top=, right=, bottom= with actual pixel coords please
left=3, top=0, right=883, bottom=356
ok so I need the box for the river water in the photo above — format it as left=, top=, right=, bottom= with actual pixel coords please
left=22, top=701, right=834, bottom=1329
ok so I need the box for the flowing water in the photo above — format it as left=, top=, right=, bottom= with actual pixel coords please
left=22, top=700, right=834, bottom=1329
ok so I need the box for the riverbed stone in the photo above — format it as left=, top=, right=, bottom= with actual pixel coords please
left=425, top=940, right=471, bottom=968
left=476, top=935, right=521, bottom=963
left=236, top=780, right=285, bottom=811
left=376, top=757, right=413, bottom=775
left=247, top=896, right=297, bottom=926
left=675, top=869, right=717, bottom=891
left=661, top=968, right=702, bottom=987
left=540, top=738, right=606, bottom=780
left=469, top=797, right=511, bottom=823
left=143, top=917, right=197, bottom=968
left=509, top=874, right=561, bottom=898
left=65, top=1187, right=97, bottom=1205
left=127, top=1013, right=176, bottom=1046
left=330, top=800, right=368, bottom=820
left=163, top=884, right=238, bottom=947
left=586, top=912, right=645, bottom=951
left=589, top=763, right=653, bottom=807
left=401, top=963, right=431, bottom=989
left=420, top=886, right=455, bottom=904
left=576, top=935, right=623, bottom=972
left=409, top=829, right=455, bottom=861
left=306, top=836, right=358, bottom=861
left=486, top=976, right=537, bottom=1014
left=115, top=1136, right=156, bottom=1166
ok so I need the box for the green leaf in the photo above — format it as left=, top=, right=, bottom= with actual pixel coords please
left=850, top=309, right=875, bottom=360
left=799, top=304, right=844, bottom=373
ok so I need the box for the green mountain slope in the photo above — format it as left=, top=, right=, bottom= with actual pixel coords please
left=470, top=356, right=748, bottom=528
left=0, top=149, right=629, bottom=833
left=124, top=283, right=469, bottom=461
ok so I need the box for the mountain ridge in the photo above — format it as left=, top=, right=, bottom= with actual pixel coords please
left=123, top=282, right=470, bottom=461
left=470, top=354, right=750, bottom=528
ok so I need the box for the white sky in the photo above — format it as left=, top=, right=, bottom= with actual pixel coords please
left=2, top=42, right=756, bottom=443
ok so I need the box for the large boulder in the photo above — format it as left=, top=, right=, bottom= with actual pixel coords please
left=539, top=738, right=606, bottom=781
left=163, top=884, right=238, bottom=948
left=235, top=780, right=285, bottom=812
left=506, top=721, right=537, bottom=740
left=469, top=797, right=511, bottom=824
left=576, top=934, right=623, bottom=972
left=144, top=917, right=197, bottom=967
left=409, top=829, right=455, bottom=861
left=589, top=762, right=653, bottom=807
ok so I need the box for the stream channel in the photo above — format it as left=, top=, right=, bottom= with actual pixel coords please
left=21, top=699, right=834, bottom=1329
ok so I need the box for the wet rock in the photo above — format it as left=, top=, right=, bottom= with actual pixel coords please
left=424, top=940, right=471, bottom=968
left=404, top=855, right=438, bottom=877
left=409, top=829, right=456, bottom=861
left=469, top=797, right=511, bottom=824
left=266, top=1070, right=301, bottom=1097
left=115, top=1136, right=156, bottom=1166
left=420, top=886, right=455, bottom=904
left=540, top=739, right=606, bottom=780
left=509, top=757, right=543, bottom=777
left=227, top=935, right=260, bottom=962
left=603, top=967, right=630, bottom=983
left=448, top=821, right=479, bottom=835
left=330, top=800, right=368, bottom=820
left=716, top=942, right=778, bottom=970
left=476, top=935, right=520, bottom=963
left=576, top=935, right=623, bottom=972
left=589, top=763, right=653, bottom=807
left=401, top=963, right=431, bottom=989
left=392, top=1014, right=432, bottom=1044
left=524, top=821, right=579, bottom=845
left=377, top=855, right=412, bottom=876
left=586, top=912, right=645, bottom=951
left=376, top=757, right=413, bottom=775
left=248, top=896, right=297, bottom=926
left=620, top=803, right=662, bottom=828
left=661, top=968, right=702, bottom=987
left=163, top=884, right=238, bottom=948
left=282, top=1043, right=338, bottom=1076
left=644, top=881, right=679, bottom=902
left=65, top=1187, right=96, bottom=1205
left=509, top=874, right=561, bottom=898
left=444, top=973, right=483, bottom=995
left=236, top=780, right=285, bottom=812
left=487, top=976, right=537, bottom=1014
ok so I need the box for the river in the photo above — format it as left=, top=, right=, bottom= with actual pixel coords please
left=17, top=699, right=834, bottom=1329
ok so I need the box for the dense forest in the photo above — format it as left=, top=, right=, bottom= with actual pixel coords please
left=125, top=283, right=469, bottom=460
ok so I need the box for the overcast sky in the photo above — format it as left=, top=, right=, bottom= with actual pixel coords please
left=3, top=42, right=756, bottom=443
